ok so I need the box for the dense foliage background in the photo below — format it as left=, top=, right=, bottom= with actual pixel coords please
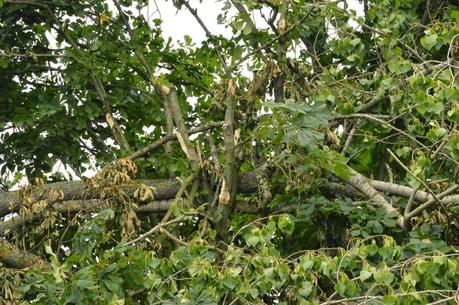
left=1, top=0, right=459, bottom=304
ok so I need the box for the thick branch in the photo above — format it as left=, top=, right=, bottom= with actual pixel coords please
left=0, top=239, right=48, bottom=269
left=0, top=174, right=259, bottom=218
left=219, top=81, right=237, bottom=207
left=345, top=169, right=404, bottom=227
left=0, top=199, right=174, bottom=236
left=370, top=180, right=459, bottom=205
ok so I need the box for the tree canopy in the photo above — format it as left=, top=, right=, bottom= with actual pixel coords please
left=1, top=0, right=459, bottom=304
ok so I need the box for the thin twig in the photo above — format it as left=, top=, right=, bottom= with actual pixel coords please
left=387, top=149, right=452, bottom=231
left=341, top=120, right=359, bottom=155
left=125, top=216, right=184, bottom=246
left=178, top=0, right=231, bottom=77
left=230, top=9, right=312, bottom=70
left=128, top=122, right=223, bottom=160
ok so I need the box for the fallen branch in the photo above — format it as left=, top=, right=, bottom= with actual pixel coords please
left=345, top=169, right=404, bottom=227
left=0, top=173, right=259, bottom=218
left=370, top=180, right=459, bottom=205
left=0, top=199, right=175, bottom=236
left=0, top=239, right=48, bottom=269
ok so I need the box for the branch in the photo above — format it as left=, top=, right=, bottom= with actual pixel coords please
left=0, top=239, right=48, bottom=269
left=90, top=73, right=132, bottom=153
left=0, top=196, right=264, bottom=238
left=0, top=173, right=260, bottom=218
left=345, top=169, right=404, bottom=227
left=125, top=216, right=184, bottom=246
left=405, top=185, right=459, bottom=221
left=355, top=63, right=446, bottom=112
left=178, top=0, right=231, bottom=77
left=218, top=81, right=237, bottom=207
left=0, top=199, right=174, bottom=236
left=166, top=89, right=200, bottom=166
left=370, top=180, right=459, bottom=205
left=127, top=121, right=223, bottom=160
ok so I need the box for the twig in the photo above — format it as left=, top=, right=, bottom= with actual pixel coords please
left=387, top=149, right=452, bottom=230
left=178, top=0, right=231, bottom=77
left=341, top=120, right=359, bottom=155
left=404, top=186, right=419, bottom=218
left=231, top=9, right=312, bottom=71
left=160, top=227, right=188, bottom=246
left=127, top=122, right=223, bottom=160
left=405, top=184, right=459, bottom=220
left=160, top=167, right=200, bottom=224
left=334, top=113, right=426, bottom=149
left=125, top=216, right=184, bottom=246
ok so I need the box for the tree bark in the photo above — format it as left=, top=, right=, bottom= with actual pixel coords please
left=0, top=173, right=260, bottom=218
left=0, top=239, right=48, bottom=269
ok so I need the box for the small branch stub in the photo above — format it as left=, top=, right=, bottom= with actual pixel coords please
left=160, top=84, right=171, bottom=95
left=228, top=80, right=236, bottom=97
left=278, top=18, right=286, bottom=35
left=105, top=113, right=115, bottom=128
left=218, top=179, right=230, bottom=205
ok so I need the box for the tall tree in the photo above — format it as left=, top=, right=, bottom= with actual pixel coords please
left=0, top=0, right=459, bottom=304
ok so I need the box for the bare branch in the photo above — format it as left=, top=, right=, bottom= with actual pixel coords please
left=126, top=216, right=184, bottom=246
left=345, top=168, right=403, bottom=227
left=127, top=122, right=223, bottom=160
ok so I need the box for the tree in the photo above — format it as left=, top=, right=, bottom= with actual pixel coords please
left=0, top=0, right=459, bottom=303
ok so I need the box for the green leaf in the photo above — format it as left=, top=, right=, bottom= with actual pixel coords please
left=233, top=19, right=244, bottom=31
left=103, top=275, right=123, bottom=293
left=373, top=270, right=395, bottom=285
left=242, top=23, right=252, bottom=35
left=420, top=34, right=438, bottom=50
left=278, top=215, right=294, bottom=235
left=426, top=127, right=447, bottom=141
left=298, top=281, right=313, bottom=297
left=359, top=270, right=373, bottom=281
left=388, top=59, right=411, bottom=75
left=249, top=288, right=259, bottom=299
left=350, top=38, right=361, bottom=46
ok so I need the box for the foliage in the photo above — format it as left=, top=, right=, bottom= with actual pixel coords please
left=14, top=211, right=459, bottom=304
left=1, top=0, right=459, bottom=304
